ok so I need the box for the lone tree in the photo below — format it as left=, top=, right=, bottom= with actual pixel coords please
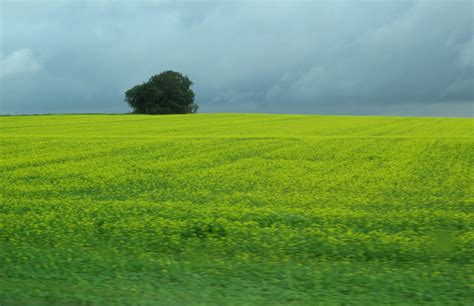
left=125, top=71, right=198, bottom=114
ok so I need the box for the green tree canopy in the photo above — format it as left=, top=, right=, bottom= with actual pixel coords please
left=125, top=71, right=198, bottom=114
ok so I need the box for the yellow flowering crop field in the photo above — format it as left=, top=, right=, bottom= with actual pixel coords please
left=1, top=114, right=473, bottom=304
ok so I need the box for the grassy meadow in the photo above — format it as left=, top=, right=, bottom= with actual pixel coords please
left=0, top=114, right=473, bottom=304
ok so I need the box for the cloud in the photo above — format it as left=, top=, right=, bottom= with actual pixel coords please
left=0, top=0, right=472, bottom=116
left=0, top=48, right=41, bottom=79
left=455, top=38, right=474, bottom=69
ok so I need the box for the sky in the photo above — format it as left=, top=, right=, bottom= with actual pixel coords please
left=0, top=0, right=473, bottom=116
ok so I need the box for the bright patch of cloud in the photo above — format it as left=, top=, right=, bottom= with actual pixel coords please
left=1, top=48, right=41, bottom=79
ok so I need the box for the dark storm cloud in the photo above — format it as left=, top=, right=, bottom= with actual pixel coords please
left=1, top=0, right=473, bottom=116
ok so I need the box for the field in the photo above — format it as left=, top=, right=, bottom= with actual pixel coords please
left=0, top=114, right=473, bottom=305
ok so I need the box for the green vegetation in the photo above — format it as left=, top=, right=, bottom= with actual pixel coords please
left=125, top=71, right=198, bottom=115
left=1, top=114, right=472, bottom=305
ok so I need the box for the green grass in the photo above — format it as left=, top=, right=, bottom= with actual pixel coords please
left=1, top=113, right=473, bottom=305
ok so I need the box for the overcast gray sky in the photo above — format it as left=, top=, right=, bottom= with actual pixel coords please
left=0, top=0, right=473, bottom=116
